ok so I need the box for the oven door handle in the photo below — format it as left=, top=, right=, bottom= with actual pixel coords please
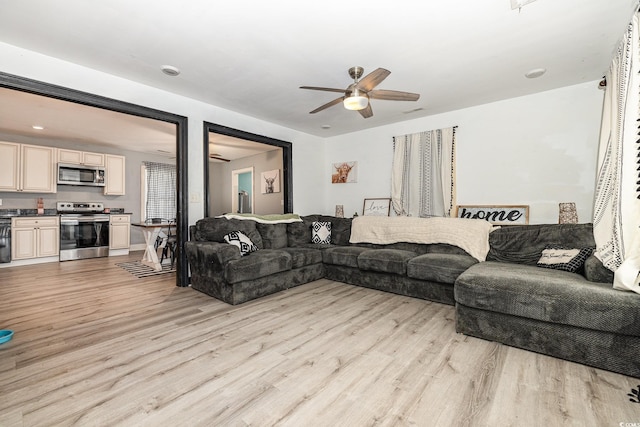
left=61, top=218, right=109, bottom=225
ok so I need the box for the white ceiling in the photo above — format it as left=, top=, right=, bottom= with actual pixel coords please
left=0, top=87, right=276, bottom=160
left=0, top=0, right=636, bottom=140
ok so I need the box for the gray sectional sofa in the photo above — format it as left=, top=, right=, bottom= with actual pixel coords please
left=185, top=215, right=640, bottom=378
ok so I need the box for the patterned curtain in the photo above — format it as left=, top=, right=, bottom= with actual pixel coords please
left=391, top=127, right=456, bottom=217
left=593, top=10, right=640, bottom=293
left=144, top=161, right=177, bottom=221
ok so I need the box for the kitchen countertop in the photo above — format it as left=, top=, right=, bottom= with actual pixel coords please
left=0, top=209, right=58, bottom=218
left=0, top=209, right=132, bottom=218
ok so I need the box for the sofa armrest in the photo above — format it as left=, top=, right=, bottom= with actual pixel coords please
left=584, top=254, right=614, bottom=283
left=184, top=241, right=241, bottom=277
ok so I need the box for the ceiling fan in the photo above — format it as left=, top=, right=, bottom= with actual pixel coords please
left=300, top=66, right=420, bottom=118
left=209, top=152, right=230, bottom=162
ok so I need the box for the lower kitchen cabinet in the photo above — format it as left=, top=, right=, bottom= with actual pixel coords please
left=109, top=214, right=130, bottom=251
left=11, top=216, right=60, bottom=260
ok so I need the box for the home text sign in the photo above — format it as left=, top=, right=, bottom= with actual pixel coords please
left=455, top=205, right=529, bottom=225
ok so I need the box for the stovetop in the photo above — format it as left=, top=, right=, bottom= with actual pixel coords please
left=57, top=201, right=104, bottom=214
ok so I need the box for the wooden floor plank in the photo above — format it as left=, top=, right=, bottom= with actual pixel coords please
left=1, top=251, right=639, bottom=426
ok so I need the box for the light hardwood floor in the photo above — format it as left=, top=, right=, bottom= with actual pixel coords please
left=1, top=252, right=639, bottom=426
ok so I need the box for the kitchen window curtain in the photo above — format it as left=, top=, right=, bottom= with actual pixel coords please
left=593, top=9, right=640, bottom=293
left=391, top=127, right=456, bottom=217
left=144, top=161, right=177, bottom=221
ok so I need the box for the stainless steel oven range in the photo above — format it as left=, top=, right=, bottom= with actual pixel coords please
left=57, top=202, right=109, bottom=261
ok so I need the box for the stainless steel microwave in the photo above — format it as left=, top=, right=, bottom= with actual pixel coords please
left=57, top=163, right=106, bottom=187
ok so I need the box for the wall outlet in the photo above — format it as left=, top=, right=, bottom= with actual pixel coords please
left=189, top=193, right=201, bottom=203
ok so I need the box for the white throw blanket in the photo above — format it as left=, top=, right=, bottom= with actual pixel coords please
left=349, top=216, right=496, bottom=262
left=217, top=213, right=302, bottom=224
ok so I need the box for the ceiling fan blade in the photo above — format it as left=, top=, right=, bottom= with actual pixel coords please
left=310, top=96, right=344, bottom=114
left=358, top=103, right=373, bottom=119
left=300, top=86, right=346, bottom=93
left=368, top=89, right=420, bottom=101
left=357, top=68, right=391, bottom=92
left=209, top=155, right=230, bottom=162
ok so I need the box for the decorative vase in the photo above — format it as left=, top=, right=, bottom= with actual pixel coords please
left=559, top=202, right=578, bottom=224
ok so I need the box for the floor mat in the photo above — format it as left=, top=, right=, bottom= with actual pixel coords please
left=116, top=261, right=176, bottom=278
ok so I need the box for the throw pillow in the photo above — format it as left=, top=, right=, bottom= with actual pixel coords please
left=536, top=246, right=594, bottom=273
left=224, top=230, right=259, bottom=256
left=312, top=221, right=331, bottom=244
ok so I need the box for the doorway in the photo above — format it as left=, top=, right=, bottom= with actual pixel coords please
left=232, top=167, right=254, bottom=214
left=0, top=71, right=189, bottom=287
left=203, top=122, right=293, bottom=217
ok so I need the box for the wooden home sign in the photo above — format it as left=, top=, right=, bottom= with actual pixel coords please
left=455, top=205, right=529, bottom=225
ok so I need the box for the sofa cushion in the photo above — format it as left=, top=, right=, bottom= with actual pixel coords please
left=357, top=249, right=415, bottom=275
left=223, top=231, right=258, bottom=256
left=584, top=254, right=615, bottom=283
left=287, top=215, right=319, bottom=247
left=455, top=261, right=640, bottom=336
left=194, top=217, right=263, bottom=249
left=319, top=216, right=352, bottom=246
left=322, top=246, right=370, bottom=268
left=224, top=249, right=292, bottom=284
left=280, top=247, right=323, bottom=268
left=256, top=223, right=288, bottom=249
left=407, top=253, right=478, bottom=284
left=487, top=223, right=595, bottom=266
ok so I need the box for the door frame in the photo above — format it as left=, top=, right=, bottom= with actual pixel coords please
left=0, top=71, right=190, bottom=287
left=203, top=122, right=293, bottom=216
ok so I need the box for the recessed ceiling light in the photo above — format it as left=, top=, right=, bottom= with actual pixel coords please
left=32, top=125, right=44, bottom=130
left=321, top=125, right=331, bottom=129
left=525, top=68, right=546, bottom=79
left=161, top=65, right=180, bottom=76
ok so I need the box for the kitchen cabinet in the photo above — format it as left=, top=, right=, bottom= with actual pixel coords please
left=109, top=215, right=130, bottom=250
left=11, top=216, right=60, bottom=260
left=0, top=142, right=56, bottom=193
left=0, top=141, right=20, bottom=191
left=58, top=149, right=105, bottom=167
left=104, top=154, right=126, bottom=195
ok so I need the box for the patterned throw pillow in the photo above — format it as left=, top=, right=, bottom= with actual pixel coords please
left=536, top=246, right=594, bottom=273
left=224, top=230, right=259, bottom=256
left=312, top=221, right=331, bottom=244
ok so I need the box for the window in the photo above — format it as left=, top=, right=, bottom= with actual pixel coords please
left=141, top=161, right=176, bottom=221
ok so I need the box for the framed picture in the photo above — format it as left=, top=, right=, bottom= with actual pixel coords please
left=455, top=205, right=529, bottom=225
left=261, top=169, right=280, bottom=194
left=331, top=161, right=358, bottom=184
left=363, top=198, right=391, bottom=216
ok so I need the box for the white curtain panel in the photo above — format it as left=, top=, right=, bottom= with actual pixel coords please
left=391, top=127, right=456, bottom=217
left=593, top=11, right=640, bottom=293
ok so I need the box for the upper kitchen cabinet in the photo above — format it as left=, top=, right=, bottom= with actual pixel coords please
left=0, top=141, right=20, bottom=191
left=104, top=154, right=125, bottom=195
left=58, top=148, right=105, bottom=167
left=0, top=141, right=56, bottom=193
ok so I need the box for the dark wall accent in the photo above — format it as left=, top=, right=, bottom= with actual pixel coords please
left=203, top=122, right=293, bottom=216
left=0, top=71, right=190, bottom=287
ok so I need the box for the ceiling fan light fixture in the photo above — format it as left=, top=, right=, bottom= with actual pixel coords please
left=343, top=95, right=368, bottom=111
left=343, top=87, right=369, bottom=111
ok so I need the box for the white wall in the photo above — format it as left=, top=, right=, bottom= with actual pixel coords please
left=0, top=42, right=327, bottom=223
left=324, top=82, right=604, bottom=224
left=1, top=42, right=605, bottom=224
